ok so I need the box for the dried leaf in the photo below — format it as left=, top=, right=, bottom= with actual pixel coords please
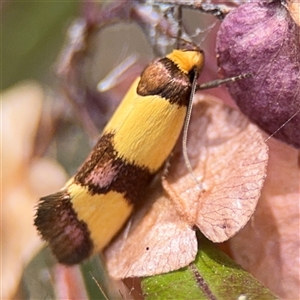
left=163, top=94, right=269, bottom=242
left=105, top=94, right=268, bottom=278
left=228, top=138, right=300, bottom=299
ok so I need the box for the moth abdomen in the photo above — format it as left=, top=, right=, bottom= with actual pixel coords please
left=34, top=190, right=93, bottom=265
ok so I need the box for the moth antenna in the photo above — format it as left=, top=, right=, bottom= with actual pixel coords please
left=182, top=68, right=203, bottom=192
left=197, top=73, right=252, bottom=91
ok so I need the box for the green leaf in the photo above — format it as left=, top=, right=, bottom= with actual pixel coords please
left=142, top=235, right=279, bottom=300
left=2, top=2, right=78, bottom=91
left=81, top=255, right=123, bottom=300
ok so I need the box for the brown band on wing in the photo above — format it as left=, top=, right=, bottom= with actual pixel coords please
left=137, top=57, right=194, bottom=106
left=74, top=133, right=154, bottom=206
left=34, top=190, right=93, bottom=265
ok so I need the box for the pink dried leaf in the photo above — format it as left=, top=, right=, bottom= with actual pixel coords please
left=163, top=94, right=269, bottom=242
left=228, top=138, right=300, bottom=299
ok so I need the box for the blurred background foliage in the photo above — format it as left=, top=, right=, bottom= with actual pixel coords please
left=2, top=1, right=79, bottom=91
left=2, top=2, right=151, bottom=298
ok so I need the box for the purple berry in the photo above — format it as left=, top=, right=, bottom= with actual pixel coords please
left=216, top=0, right=300, bottom=149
